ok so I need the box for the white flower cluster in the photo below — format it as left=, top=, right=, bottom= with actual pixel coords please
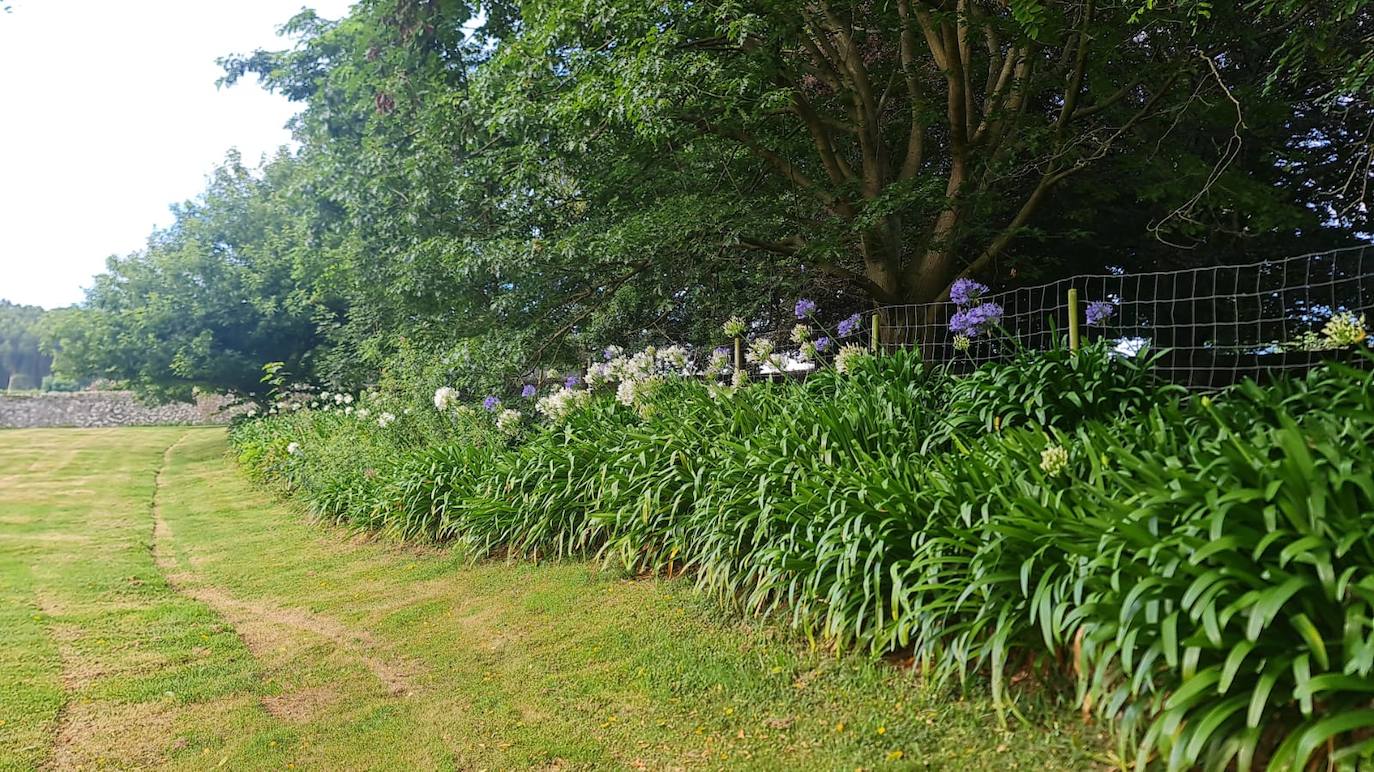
left=433, top=386, right=460, bottom=412
left=496, top=408, right=522, bottom=435
left=1040, top=445, right=1069, bottom=477
left=703, top=349, right=733, bottom=379
left=745, top=338, right=788, bottom=373
left=1323, top=311, right=1368, bottom=348
left=833, top=344, right=870, bottom=374
left=536, top=387, right=591, bottom=423
left=1282, top=312, right=1369, bottom=352
left=377, top=412, right=397, bottom=428
left=286, top=441, right=302, bottom=456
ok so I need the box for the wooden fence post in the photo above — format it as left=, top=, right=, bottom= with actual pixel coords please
left=734, top=337, right=743, bottom=372
left=1067, top=288, right=1080, bottom=352
left=870, top=312, right=880, bottom=353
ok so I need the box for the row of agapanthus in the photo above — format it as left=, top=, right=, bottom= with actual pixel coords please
left=251, top=388, right=399, bottom=428
left=423, top=299, right=876, bottom=430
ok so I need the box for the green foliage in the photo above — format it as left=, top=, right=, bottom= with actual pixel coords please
left=0, top=300, right=52, bottom=390
left=231, top=349, right=1374, bottom=768
left=42, top=153, right=343, bottom=402
left=941, top=339, right=1183, bottom=437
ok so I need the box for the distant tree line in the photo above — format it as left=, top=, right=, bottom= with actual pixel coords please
left=44, top=0, right=1374, bottom=400
left=0, top=301, right=54, bottom=391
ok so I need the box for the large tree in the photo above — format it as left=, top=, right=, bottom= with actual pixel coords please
left=462, top=0, right=1340, bottom=307
left=45, top=152, right=345, bottom=401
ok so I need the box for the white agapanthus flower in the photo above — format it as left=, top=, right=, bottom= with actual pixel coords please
left=344, top=405, right=353, bottom=415
left=722, top=316, right=746, bottom=338
left=1324, top=311, right=1368, bottom=347
left=496, top=408, right=522, bottom=435
left=833, top=344, right=869, bottom=374
left=616, top=376, right=663, bottom=412
left=286, top=441, right=302, bottom=455
left=1040, top=445, right=1069, bottom=477
left=377, top=412, right=397, bottom=428
left=356, top=408, right=370, bottom=419
left=657, top=344, right=691, bottom=373
left=791, top=323, right=810, bottom=344
left=537, top=387, right=592, bottom=423
left=745, top=338, right=775, bottom=364
left=615, top=379, right=637, bottom=407
left=433, top=386, right=459, bottom=412
left=731, top=369, right=748, bottom=388
left=706, top=349, right=731, bottom=377
left=585, top=362, right=613, bottom=388
left=746, top=338, right=785, bottom=372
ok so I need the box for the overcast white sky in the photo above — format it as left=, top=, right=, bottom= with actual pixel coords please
left=0, top=0, right=355, bottom=309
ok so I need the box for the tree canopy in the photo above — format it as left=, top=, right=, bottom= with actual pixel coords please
left=48, top=0, right=1374, bottom=398
left=0, top=301, right=52, bottom=391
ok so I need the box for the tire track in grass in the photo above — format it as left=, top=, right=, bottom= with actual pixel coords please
left=148, top=432, right=418, bottom=698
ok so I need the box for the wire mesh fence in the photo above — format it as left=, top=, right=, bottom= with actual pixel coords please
left=718, top=244, right=1374, bottom=386
left=842, top=244, right=1374, bottom=388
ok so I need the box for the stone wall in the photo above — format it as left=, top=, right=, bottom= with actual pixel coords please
left=0, top=391, right=235, bottom=429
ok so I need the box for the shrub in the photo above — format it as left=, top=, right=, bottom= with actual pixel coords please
left=228, top=347, right=1374, bottom=770
left=940, top=339, right=1182, bottom=440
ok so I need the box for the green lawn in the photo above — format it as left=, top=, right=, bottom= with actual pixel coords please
left=0, top=428, right=1101, bottom=770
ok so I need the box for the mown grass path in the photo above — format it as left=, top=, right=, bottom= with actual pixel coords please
left=0, top=428, right=1099, bottom=770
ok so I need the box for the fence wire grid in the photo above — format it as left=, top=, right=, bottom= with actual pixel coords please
left=853, top=244, right=1374, bottom=387
left=734, top=245, right=1373, bottom=388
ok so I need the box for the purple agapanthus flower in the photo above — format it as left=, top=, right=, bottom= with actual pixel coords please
left=837, top=313, right=862, bottom=337
left=949, top=302, right=1004, bottom=337
left=564, top=373, right=581, bottom=389
left=1085, top=300, right=1117, bottom=326
left=815, top=336, right=832, bottom=352
left=482, top=395, right=501, bottom=411
left=794, top=298, right=818, bottom=319
left=521, top=384, right=537, bottom=399
left=949, top=278, right=990, bottom=307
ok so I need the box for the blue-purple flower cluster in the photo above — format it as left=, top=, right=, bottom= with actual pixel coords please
left=949, top=303, right=1004, bottom=337
left=948, top=278, right=1002, bottom=339
left=794, top=297, right=817, bottom=319
left=1085, top=300, right=1117, bottom=326
left=949, top=278, right=989, bottom=307
left=837, top=313, right=862, bottom=337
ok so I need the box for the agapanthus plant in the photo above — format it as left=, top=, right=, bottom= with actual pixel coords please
left=794, top=298, right=817, bottom=319
left=949, top=278, right=990, bottom=306
left=1085, top=300, right=1117, bottom=326
left=949, top=303, right=1003, bottom=338
left=837, top=313, right=862, bottom=337
left=433, top=387, right=459, bottom=412
left=536, top=387, right=591, bottom=423
left=496, top=408, right=522, bottom=435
